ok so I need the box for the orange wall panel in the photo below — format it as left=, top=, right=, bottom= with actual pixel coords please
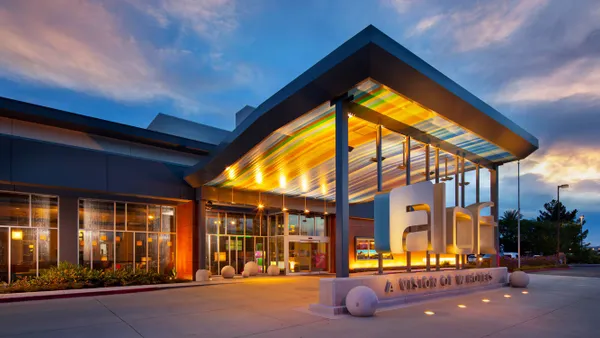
left=176, top=201, right=195, bottom=280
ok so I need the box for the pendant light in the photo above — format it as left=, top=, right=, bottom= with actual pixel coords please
left=258, top=191, right=264, bottom=210
left=304, top=196, right=309, bottom=214
left=441, top=157, right=454, bottom=181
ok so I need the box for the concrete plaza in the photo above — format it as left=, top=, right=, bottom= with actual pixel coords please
left=0, top=271, right=598, bottom=338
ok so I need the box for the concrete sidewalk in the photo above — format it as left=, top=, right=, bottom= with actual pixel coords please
left=0, top=274, right=597, bottom=337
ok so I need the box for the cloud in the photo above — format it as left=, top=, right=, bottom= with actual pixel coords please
left=0, top=0, right=260, bottom=116
left=382, top=0, right=414, bottom=14
left=409, top=15, right=443, bottom=36
left=0, top=0, right=175, bottom=102
left=130, top=0, right=238, bottom=41
left=450, top=0, right=549, bottom=52
left=497, top=58, right=600, bottom=103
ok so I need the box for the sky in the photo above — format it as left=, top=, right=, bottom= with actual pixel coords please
left=1, top=0, right=600, bottom=244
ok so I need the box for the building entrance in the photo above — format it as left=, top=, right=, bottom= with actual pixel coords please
left=288, top=241, right=328, bottom=273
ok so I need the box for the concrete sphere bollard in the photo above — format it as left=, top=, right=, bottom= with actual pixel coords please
left=345, top=286, right=378, bottom=317
left=242, top=270, right=250, bottom=278
left=267, top=265, right=280, bottom=276
left=221, top=265, right=235, bottom=279
left=244, top=261, right=259, bottom=276
left=510, top=271, right=530, bottom=288
left=195, top=269, right=210, bottom=282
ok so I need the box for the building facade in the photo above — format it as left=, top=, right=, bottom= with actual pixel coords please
left=0, top=26, right=538, bottom=282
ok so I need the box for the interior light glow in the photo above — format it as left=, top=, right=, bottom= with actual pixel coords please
left=504, top=294, right=511, bottom=298
left=458, top=304, right=466, bottom=308
left=522, top=291, right=529, bottom=294
left=148, top=215, right=155, bottom=220
left=258, top=204, right=265, bottom=209
left=424, top=311, right=435, bottom=315
left=482, top=299, right=490, bottom=303
left=11, top=230, right=23, bottom=240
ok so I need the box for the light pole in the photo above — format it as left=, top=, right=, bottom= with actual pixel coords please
left=517, top=161, right=521, bottom=269
left=557, top=184, right=569, bottom=261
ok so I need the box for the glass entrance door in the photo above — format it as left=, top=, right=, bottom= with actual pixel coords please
left=288, top=241, right=328, bottom=273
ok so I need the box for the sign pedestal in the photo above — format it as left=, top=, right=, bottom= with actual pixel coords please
left=309, top=267, right=508, bottom=316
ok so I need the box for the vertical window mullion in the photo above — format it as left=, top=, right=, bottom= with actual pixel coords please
left=113, top=202, right=116, bottom=272
left=146, top=205, right=149, bottom=272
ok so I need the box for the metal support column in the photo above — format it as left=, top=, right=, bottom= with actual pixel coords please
left=455, top=155, right=460, bottom=270
left=475, top=164, right=481, bottom=268
left=490, top=167, right=500, bottom=267
left=425, top=144, right=431, bottom=272
left=406, top=137, right=412, bottom=272
left=334, top=97, right=350, bottom=278
left=434, top=148, right=440, bottom=271
left=460, top=155, right=466, bottom=267
left=376, top=125, right=384, bottom=275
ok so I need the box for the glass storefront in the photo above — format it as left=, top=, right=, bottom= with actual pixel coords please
left=207, top=208, right=329, bottom=275
left=206, top=210, right=271, bottom=275
left=0, top=191, right=59, bottom=283
left=78, top=199, right=176, bottom=274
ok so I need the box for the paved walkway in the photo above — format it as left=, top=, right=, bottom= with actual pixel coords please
left=0, top=273, right=598, bottom=337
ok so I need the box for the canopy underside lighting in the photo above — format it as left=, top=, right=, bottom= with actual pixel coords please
left=206, top=79, right=515, bottom=203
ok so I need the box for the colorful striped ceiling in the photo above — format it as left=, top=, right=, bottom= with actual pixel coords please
left=206, top=79, right=513, bottom=203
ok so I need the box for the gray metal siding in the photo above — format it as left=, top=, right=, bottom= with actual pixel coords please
left=1, top=134, right=194, bottom=200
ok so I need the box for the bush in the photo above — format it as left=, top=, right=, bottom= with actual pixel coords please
left=500, top=256, right=564, bottom=272
left=0, top=262, right=188, bottom=294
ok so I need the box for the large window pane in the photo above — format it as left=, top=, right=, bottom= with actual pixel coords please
left=206, top=212, right=221, bottom=234
left=38, top=229, right=58, bottom=274
left=127, top=204, right=147, bottom=231
left=147, top=233, right=158, bottom=273
left=0, top=228, right=8, bottom=282
left=219, top=235, right=230, bottom=272
left=316, top=216, right=326, bottom=237
left=80, top=200, right=114, bottom=230
left=208, top=235, right=219, bottom=275
left=148, top=206, right=161, bottom=232
left=226, top=213, right=244, bottom=235
left=300, top=214, right=314, bottom=236
left=11, top=228, right=36, bottom=279
left=288, top=214, right=299, bottom=235
left=245, top=215, right=255, bottom=236
left=97, top=231, right=114, bottom=271
left=161, top=206, right=175, bottom=233
left=32, top=195, right=58, bottom=228
left=79, top=230, right=91, bottom=268
left=135, top=233, right=147, bottom=271
left=116, top=232, right=133, bottom=270
left=159, top=234, right=175, bottom=275
left=116, top=203, right=126, bottom=230
left=0, top=193, right=29, bottom=227
left=260, top=215, right=267, bottom=236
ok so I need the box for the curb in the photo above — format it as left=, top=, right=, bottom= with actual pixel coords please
left=522, top=267, right=571, bottom=273
left=0, top=280, right=236, bottom=303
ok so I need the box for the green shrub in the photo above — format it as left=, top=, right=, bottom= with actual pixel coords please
left=0, top=262, right=187, bottom=294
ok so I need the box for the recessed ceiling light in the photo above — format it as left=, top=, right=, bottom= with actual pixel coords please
left=482, top=299, right=490, bottom=303
left=504, top=294, right=511, bottom=298
left=424, top=311, right=435, bottom=315
left=522, top=291, right=529, bottom=294
left=457, top=304, right=466, bottom=308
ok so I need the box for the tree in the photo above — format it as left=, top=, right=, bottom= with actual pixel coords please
left=537, top=199, right=578, bottom=223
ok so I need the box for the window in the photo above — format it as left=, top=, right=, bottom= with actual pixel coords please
left=78, top=199, right=176, bottom=274
left=355, top=237, right=393, bottom=260
left=0, top=191, right=59, bottom=283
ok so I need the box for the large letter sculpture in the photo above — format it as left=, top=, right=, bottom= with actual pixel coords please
left=375, top=181, right=445, bottom=254
left=467, top=202, right=497, bottom=254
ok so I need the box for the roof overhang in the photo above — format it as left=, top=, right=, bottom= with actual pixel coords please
left=185, top=25, right=538, bottom=193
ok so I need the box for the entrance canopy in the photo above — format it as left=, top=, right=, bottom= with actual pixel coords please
left=185, top=25, right=538, bottom=204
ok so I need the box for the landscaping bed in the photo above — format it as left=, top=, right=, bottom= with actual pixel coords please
left=1, top=262, right=188, bottom=294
